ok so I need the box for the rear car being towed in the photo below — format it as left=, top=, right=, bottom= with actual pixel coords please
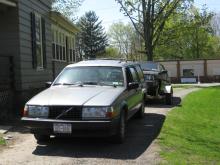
left=22, top=60, right=146, bottom=143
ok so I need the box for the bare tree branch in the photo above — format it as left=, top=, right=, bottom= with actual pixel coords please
left=117, top=0, right=144, bottom=40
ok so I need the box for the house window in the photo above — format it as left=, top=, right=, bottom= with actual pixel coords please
left=52, top=30, right=56, bottom=59
left=31, top=12, right=46, bottom=69
left=52, top=28, right=67, bottom=62
left=68, top=37, right=75, bottom=63
left=35, top=14, right=43, bottom=69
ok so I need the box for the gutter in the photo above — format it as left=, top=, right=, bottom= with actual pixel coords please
left=0, top=0, right=17, bottom=7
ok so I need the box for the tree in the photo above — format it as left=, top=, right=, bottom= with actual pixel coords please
left=77, top=11, right=108, bottom=59
left=211, top=13, right=220, bottom=36
left=103, top=47, right=121, bottom=58
left=52, top=0, right=84, bottom=21
left=116, top=0, right=192, bottom=61
left=155, top=6, right=219, bottom=60
left=108, top=22, right=143, bottom=60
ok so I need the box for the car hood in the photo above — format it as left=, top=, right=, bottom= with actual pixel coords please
left=27, top=86, right=126, bottom=106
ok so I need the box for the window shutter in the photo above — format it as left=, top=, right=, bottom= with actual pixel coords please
left=41, top=17, right=47, bottom=68
left=30, top=12, right=37, bottom=69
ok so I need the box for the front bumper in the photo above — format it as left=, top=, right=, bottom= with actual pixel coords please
left=21, top=117, right=119, bottom=137
left=145, top=81, right=157, bottom=88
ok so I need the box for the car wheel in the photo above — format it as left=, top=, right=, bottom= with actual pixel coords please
left=136, top=100, right=145, bottom=118
left=34, top=134, right=50, bottom=142
left=165, top=93, right=173, bottom=105
left=112, top=111, right=126, bottom=144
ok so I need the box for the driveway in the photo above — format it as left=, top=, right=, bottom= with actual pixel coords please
left=0, top=88, right=198, bottom=165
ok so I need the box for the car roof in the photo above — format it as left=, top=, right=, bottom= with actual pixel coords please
left=140, top=61, right=159, bottom=65
left=66, top=60, right=138, bottom=68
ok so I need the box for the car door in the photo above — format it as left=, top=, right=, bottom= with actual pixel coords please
left=126, top=66, right=142, bottom=118
left=135, top=65, right=145, bottom=88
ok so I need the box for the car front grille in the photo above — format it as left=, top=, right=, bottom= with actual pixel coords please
left=48, top=106, right=82, bottom=121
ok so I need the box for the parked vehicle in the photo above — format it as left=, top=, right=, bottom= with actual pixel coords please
left=140, top=61, right=173, bottom=105
left=22, top=60, right=146, bottom=143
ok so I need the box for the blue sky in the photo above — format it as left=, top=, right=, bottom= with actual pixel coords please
left=77, top=0, right=129, bottom=31
left=77, top=0, right=220, bottom=31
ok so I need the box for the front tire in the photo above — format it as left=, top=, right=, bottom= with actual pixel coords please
left=165, top=93, right=173, bottom=105
left=136, top=100, right=145, bottom=118
left=112, top=111, right=126, bottom=144
left=34, top=134, right=50, bottom=142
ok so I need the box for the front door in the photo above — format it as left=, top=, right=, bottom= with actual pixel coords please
left=126, top=67, right=142, bottom=118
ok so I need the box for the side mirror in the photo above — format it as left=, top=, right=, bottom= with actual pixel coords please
left=45, top=81, right=52, bottom=88
left=128, top=82, right=139, bottom=90
left=161, top=70, right=168, bottom=74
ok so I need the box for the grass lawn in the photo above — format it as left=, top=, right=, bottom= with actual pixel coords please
left=159, top=87, right=220, bottom=165
left=0, top=134, right=5, bottom=145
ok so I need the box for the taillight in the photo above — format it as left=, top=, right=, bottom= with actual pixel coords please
left=23, top=106, right=28, bottom=117
left=106, top=111, right=115, bottom=118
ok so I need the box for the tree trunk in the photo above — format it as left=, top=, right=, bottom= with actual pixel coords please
left=196, top=27, right=200, bottom=59
left=148, top=44, right=153, bottom=61
left=142, top=0, right=154, bottom=61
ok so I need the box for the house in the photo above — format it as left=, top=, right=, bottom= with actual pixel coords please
left=0, top=0, right=80, bottom=118
left=50, top=11, right=80, bottom=78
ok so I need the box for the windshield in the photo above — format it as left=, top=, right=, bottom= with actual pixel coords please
left=140, top=62, right=158, bottom=71
left=53, top=66, right=124, bottom=87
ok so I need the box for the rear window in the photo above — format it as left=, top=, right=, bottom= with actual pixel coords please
left=140, top=62, right=158, bottom=71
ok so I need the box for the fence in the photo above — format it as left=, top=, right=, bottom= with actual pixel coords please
left=160, top=59, right=220, bottom=83
left=0, top=55, right=14, bottom=121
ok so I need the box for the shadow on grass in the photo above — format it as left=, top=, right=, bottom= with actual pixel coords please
left=32, top=113, right=165, bottom=160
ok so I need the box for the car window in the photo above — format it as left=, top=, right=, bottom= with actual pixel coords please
left=160, top=64, right=165, bottom=72
left=53, top=66, right=124, bottom=87
left=126, top=68, right=133, bottom=83
left=135, top=65, right=144, bottom=83
left=129, top=67, right=139, bottom=82
left=140, top=62, right=158, bottom=71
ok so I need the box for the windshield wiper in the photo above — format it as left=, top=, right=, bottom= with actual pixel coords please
left=53, top=83, right=78, bottom=86
left=82, top=81, right=99, bottom=85
left=98, top=82, right=119, bottom=88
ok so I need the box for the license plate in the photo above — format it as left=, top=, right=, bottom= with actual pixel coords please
left=53, top=123, right=72, bottom=134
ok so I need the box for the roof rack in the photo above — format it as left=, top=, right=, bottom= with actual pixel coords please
left=84, top=58, right=138, bottom=64
left=97, top=58, right=138, bottom=63
left=96, top=58, right=126, bottom=61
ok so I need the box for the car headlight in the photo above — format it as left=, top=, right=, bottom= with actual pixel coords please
left=25, top=105, right=49, bottom=118
left=82, top=107, right=112, bottom=119
left=144, top=74, right=154, bottom=81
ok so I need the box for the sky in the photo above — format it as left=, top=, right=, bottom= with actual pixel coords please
left=77, top=0, right=129, bottom=31
left=77, top=0, right=220, bottom=32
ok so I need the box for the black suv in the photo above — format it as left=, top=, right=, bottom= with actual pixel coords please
left=140, top=61, right=173, bottom=105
